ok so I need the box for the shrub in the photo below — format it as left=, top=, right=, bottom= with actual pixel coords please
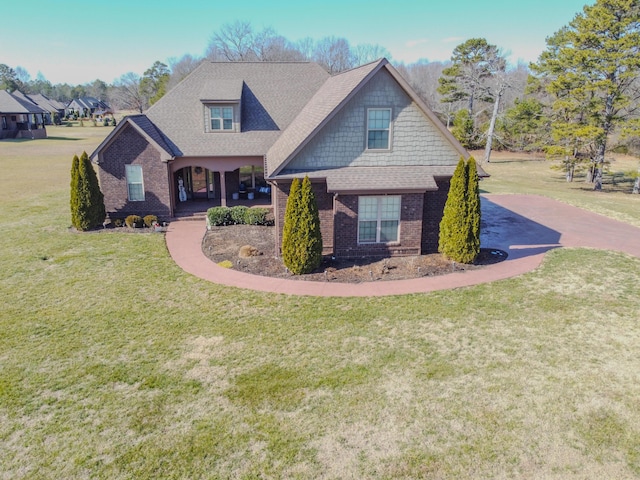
left=207, top=207, right=231, bottom=226
left=70, top=151, right=106, bottom=231
left=143, top=215, right=158, bottom=228
left=125, top=215, right=143, bottom=228
left=230, top=206, right=249, bottom=225
left=439, top=157, right=469, bottom=262
left=438, top=156, right=481, bottom=263
left=112, top=218, right=124, bottom=227
left=244, top=207, right=269, bottom=225
left=281, top=176, right=322, bottom=274
left=465, top=157, right=481, bottom=261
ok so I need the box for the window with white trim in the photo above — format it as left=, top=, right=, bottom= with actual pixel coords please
left=367, top=108, right=391, bottom=150
left=210, top=106, right=233, bottom=131
left=358, top=196, right=401, bottom=244
left=125, top=164, right=144, bottom=201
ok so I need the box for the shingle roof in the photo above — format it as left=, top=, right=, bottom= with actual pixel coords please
left=90, top=114, right=175, bottom=162
left=0, top=90, right=46, bottom=114
left=144, top=61, right=330, bottom=157
left=265, top=59, right=385, bottom=177
left=273, top=165, right=458, bottom=193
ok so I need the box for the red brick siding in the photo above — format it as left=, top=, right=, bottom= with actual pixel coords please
left=421, top=178, right=451, bottom=253
left=334, top=194, right=424, bottom=258
left=273, top=180, right=334, bottom=257
left=98, top=124, right=171, bottom=219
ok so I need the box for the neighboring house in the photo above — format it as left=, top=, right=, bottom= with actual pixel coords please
left=0, top=90, right=47, bottom=139
left=91, top=59, right=483, bottom=258
left=12, top=91, right=65, bottom=124
left=67, top=97, right=111, bottom=117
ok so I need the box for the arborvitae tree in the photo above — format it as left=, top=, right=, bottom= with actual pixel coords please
left=282, top=177, right=301, bottom=271
left=70, top=154, right=81, bottom=228
left=70, top=151, right=106, bottom=230
left=465, top=157, right=481, bottom=262
left=281, top=176, right=323, bottom=274
left=298, top=176, right=323, bottom=272
left=439, top=158, right=468, bottom=261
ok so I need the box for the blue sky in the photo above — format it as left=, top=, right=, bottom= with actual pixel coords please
left=3, top=0, right=590, bottom=85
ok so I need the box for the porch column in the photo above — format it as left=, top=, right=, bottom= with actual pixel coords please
left=219, top=171, right=227, bottom=207
left=251, top=165, right=256, bottom=189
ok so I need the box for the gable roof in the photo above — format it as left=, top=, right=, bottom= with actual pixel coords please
left=68, top=97, right=110, bottom=111
left=29, top=93, right=66, bottom=112
left=90, top=115, right=175, bottom=162
left=144, top=61, right=330, bottom=157
left=0, top=90, right=46, bottom=114
left=265, top=59, right=469, bottom=178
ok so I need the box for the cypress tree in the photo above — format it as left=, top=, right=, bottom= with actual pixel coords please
left=70, top=154, right=81, bottom=228
left=439, top=157, right=469, bottom=262
left=282, top=177, right=301, bottom=272
left=281, top=176, right=323, bottom=274
left=71, top=151, right=106, bottom=230
left=298, top=176, right=323, bottom=272
left=464, top=156, right=481, bottom=263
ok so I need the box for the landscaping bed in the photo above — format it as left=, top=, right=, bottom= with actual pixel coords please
left=202, top=224, right=507, bottom=282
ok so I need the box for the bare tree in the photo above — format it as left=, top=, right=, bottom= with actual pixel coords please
left=111, top=72, right=146, bottom=113
left=352, top=43, right=391, bottom=66
left=208, top=20, right=258, bottom=61
left=167, top=54, right=203, bottom=90
left=313, top=36, right=354, bottom=73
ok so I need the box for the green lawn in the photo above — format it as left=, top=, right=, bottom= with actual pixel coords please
left=1, top=128, right=640, bottom=478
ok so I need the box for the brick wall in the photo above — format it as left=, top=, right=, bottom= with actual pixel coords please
left=334, top=193, right=423, bottom=258
left=273, top=179, right=335, bottom=257
left=421, top=178, right=450, bottom=253
left=98, top=123, right=171, bottom=219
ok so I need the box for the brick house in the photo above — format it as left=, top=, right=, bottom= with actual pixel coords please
left=91, top=58, right=482, bottom=258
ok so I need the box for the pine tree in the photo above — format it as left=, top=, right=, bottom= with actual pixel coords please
left=465, top=157, right=481, bottom=262
left=70, top=151, right=106, bottom=230
left=439, top=158, right=468, bottom=262
left=281, top=176, right=323, bottom=274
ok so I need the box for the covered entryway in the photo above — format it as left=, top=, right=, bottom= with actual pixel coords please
left=170, top=157, right=271, bottom=216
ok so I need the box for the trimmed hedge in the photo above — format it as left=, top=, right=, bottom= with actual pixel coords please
left=207, top=206, right=270, bottom=226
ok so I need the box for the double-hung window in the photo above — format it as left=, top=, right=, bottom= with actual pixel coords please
left=210, top=106, right=233, bottom=131
left=367, top=108, right=391, bottom=150
left=125, top=164, right=144, bottom=201
left=358, top=196, right=401, bottom=244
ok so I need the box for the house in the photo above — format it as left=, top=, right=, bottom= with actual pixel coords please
left=67, top=97, right=111, bottom=117
left=12, top=91, right=65, bottom=124
left=91, top=59, right=482, bottom=258
left=0, top=90, right=47, bottom=139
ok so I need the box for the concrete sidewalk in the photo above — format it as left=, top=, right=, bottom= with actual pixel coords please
left=165, top=194, right=640, bottom=297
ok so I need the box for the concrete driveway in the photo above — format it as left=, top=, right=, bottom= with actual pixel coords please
left=165, top=194, right=640, bottom=297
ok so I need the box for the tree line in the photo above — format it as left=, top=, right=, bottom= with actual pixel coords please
left=3, top=0, right=639, bottom=176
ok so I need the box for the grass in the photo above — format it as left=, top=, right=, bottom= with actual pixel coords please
left=1, top=128, right=640, bottom=478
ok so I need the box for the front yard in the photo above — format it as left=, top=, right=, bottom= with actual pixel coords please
left=1, top=127, right=640, bottom=478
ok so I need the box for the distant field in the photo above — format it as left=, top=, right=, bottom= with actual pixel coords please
left=1, top=128, right=640, bottom=479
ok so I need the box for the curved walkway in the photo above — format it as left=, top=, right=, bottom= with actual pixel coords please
left=165, top=194, right=640, bottom=297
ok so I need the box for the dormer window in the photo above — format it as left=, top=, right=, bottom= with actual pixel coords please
left=210, top=106, right=233, bottom=131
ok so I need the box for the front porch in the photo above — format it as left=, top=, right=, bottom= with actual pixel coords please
left=173, top=193, right=273, bottom=219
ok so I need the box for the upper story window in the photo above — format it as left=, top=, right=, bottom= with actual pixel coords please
left=210, top=106, right=233, bottom=131
left=367, top=108, right=392, bottom=150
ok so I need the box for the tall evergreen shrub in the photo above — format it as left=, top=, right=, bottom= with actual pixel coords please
left=281, top=176, right=323, bottom=274
left=439, top=157, right=470, bottom=262
left=70, top=151, right=106, bottom=230
left=465, top=156, right=481, bottom=261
